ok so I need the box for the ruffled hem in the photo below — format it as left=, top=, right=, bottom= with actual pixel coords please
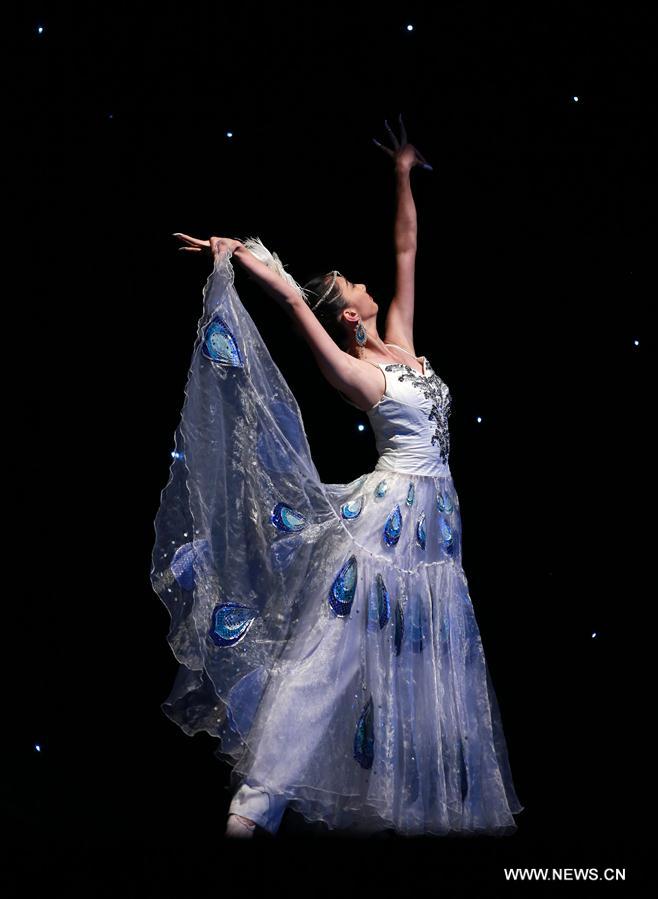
left=161, top=674, right=524, bottom=838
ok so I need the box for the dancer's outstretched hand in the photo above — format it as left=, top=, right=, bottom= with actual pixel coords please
left=173, top=233, right=243, bottom=260
left=372, top=113, right=433, bottom=172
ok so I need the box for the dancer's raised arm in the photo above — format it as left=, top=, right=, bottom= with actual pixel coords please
left=372, top=114, right=432, bottom=355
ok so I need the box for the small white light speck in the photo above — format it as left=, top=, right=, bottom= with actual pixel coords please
left=357, top=423, right=365, bottom=431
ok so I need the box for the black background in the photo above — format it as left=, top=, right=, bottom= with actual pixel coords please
left=9, top=3, right=652, bottom=895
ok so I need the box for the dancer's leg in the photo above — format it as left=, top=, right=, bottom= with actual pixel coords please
left=228, top=777, right=288, bottom=834
left=227, top=601, right=364, bottom=834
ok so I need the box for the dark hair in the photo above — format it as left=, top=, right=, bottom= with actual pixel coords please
left=301, top=272, right=350, bottom=349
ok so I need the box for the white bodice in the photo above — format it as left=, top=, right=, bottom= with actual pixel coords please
left=339, top=345, right=453, bottom=477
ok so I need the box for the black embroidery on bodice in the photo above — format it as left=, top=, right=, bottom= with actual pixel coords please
left=384, top=363, right=452, bottom=464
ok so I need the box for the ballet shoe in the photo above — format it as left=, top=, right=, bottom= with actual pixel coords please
left=225, top=812, right=257, bottom=838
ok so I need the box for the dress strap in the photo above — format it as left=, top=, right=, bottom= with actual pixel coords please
left=385, top=343, right=418, bottom=360
left=384, top=343, right=426, bottom=375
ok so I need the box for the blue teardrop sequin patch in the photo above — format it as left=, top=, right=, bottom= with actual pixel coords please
left=416, top=511, right=426, bottom=550
left=374, top=479, right=388, bottom=498
left=202, top=316, right=244, bottom=367
left=328, top=555, right=358, bottom=617
left=271, top=501, right=307, bottom=532
left=367, top=574, right=391, bottom=633
left=383, top=504, right=402, bottom=546
left=353, top=695, right=374, bottom=769
left=394, top=600, right=405, bottom=656
left=341, top=495, right=364, bottom=519
left=439, top=516, right=454, bottom=554
left=406, top=482, right=415, bottom=506
left=209, top=601, right=259, bottom=647
left=169, top=538, right=211, bottom=591
left=375, top=573, right=391, bottom=629
left=437, top=491, right=454, bottom=513
left=368, top=573, right=391, bottom=631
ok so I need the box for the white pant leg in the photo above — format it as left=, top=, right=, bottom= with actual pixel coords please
left=228, top=777, right=288, bottom=834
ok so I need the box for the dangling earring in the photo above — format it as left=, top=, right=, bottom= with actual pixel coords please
left=354, top=318, right=367, bottom=358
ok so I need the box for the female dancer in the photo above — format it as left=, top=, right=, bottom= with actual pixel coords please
left=151, top=116, right=523, bottom=838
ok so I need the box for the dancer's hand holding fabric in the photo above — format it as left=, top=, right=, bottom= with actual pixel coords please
left=372, top=113, right=433, bottom=172
left=173, top=233, right=243, bottom=260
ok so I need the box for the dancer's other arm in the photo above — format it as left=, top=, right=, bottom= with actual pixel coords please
left=226, top=241, right=364, bottom=396
left=372, top=114, right=432, bottom=356
left=173, top=232, right=362, bottom=397
left=173, top=233, right=301, bottom=308
left=214, top=242, right=373, bottom=400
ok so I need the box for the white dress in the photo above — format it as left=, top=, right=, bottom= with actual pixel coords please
left=151, top=251, right=524, bottom=837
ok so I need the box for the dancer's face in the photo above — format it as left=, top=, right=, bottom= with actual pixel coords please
left=336, top=275, right=378, bottom=317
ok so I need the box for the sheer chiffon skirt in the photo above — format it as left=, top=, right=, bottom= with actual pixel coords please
left=159, top=467, right=524, bottom=837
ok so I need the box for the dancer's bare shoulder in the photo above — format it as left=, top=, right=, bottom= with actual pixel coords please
left=335, top=353, right=387, bottom=412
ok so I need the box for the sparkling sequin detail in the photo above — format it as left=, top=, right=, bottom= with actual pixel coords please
left=341, top=495, right=364, bottom=519
left=436, top=491, right=454, bottom=513
left=169, top=538, right=211, bottom=591
left=439, top=516, right=455, bottom=556
left=209, top=601, right=258, bottom=647
left=383, top=504, right=402, bottom=546
left=367, top=575, right=392, bottom=633
left=328, top=555, right=358, bottom=617
left=271, top=502, right=307, bottom=532
left=416, top=511, right=426, bottom=550
left=353, top=694, right=374, bottom=769
left=374, top=479, right=389, bottom=498
left=384, top=362, right=452, bottom=463
left=375, top=573, right=391, bottom=629
left=202, top=316, right=244, bottom=367
left=406, top=482, right=415, bottom=506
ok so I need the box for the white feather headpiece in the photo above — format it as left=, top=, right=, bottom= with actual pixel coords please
left=238, top=236, right=340, bottom=312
